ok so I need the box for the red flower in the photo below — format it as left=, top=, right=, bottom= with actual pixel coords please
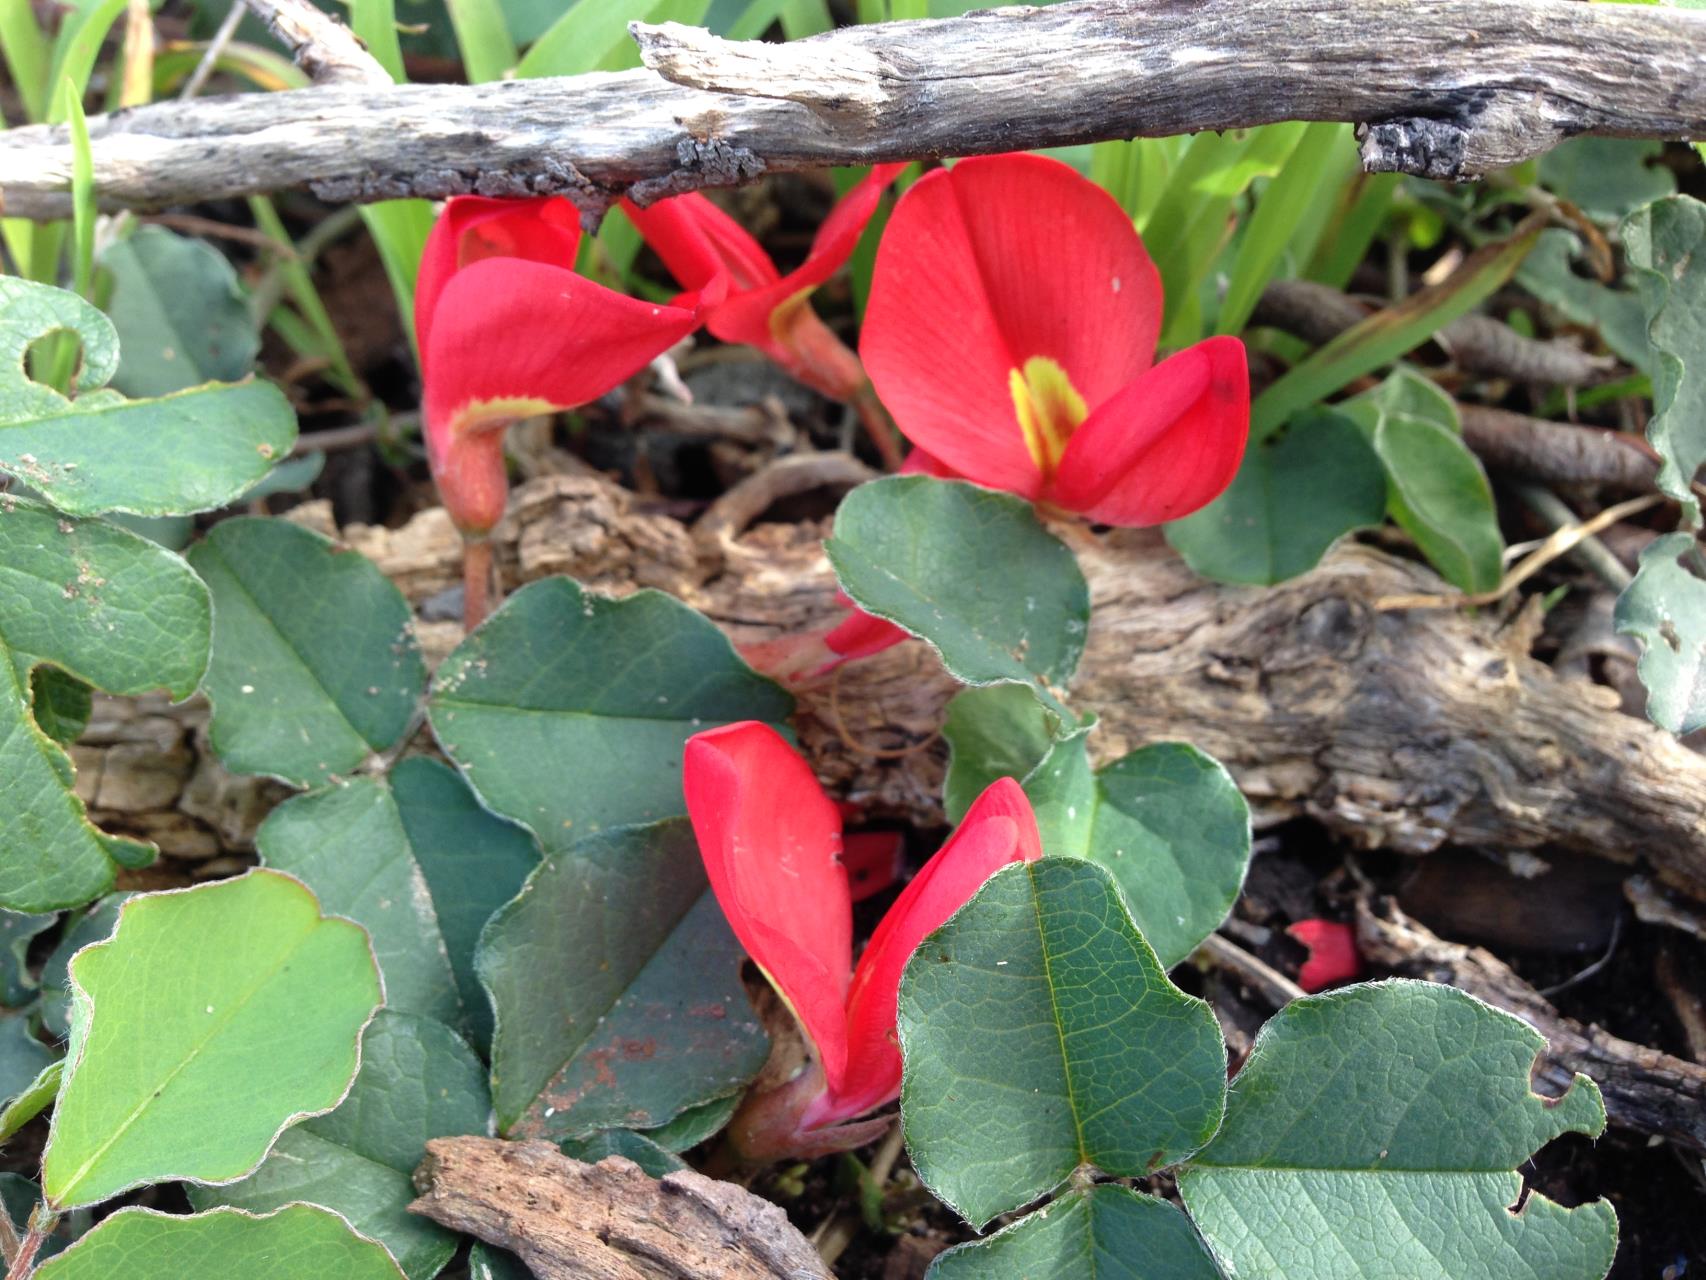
left=1286, top=919, right=1363, bottom=993
left=415, top=196, right=715, bottom=536
left=684, top=720, right=1041, bottom=1152
left=860, top=153, right=1250, bottom=526
left=623, top=165, right=905, bottom=402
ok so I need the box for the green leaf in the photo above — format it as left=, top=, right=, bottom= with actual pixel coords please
left=1178, top=981, right=1617, bottom=1280
left=0, top=1058, right=61, bottom=1142
left=928, top=1187, right=1223, bottom=1280
left=40, top=869, right=382, bottom=1209
left=29, top=667, right=92, bottom=747
left=34, top=1205, right=405, bottom=1280
left=480, top=820, right=768, bottom=1140
left=1515, top=229, right=1652, bottom=370
left=898, top=859, right=1227, bottom=1227
left=1615, top=531, right=1706, bottom=734
left=942, top=687, right=1249, bottom=968
left=1166, top=409, right=1387, bottom=586
left=100, top=227, right=259, bottom=397
left=192, top=1011, right=490, bottom=1280
left=1250, top=219, right=1542, bottom=441
left=826, top=477, right=1089, bottom=719
left=39, top=895, right=129, bottom=1040
left=446, top=0, right=518, bottom=82
left=560, top=1127, right=688, bottom=1178
left=257, top=780, right=465, bottom=1027
left=0, top=498, right=210, bottom=912
left=1624, top=195, right=1706, bottom=520
left=389, top=757, right=540, bottom=1052
left=641, top=1091, right=741, bottom=1152
left=1539, top=138, right=1675, bottom=223
left=0, top=278, right=296, bottom=517
left=0, top=1018, right=54, bottom=1110
left=428, top=577, right=791, bottom=849
left=190, top=518, right=426, bottom=788
left=1348, top=371, right=1503, bottom=593
left=0, top=908, right=58, bottom=1006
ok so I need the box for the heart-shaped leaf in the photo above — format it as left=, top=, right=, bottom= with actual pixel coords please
left=101, top=227, right=260, bottom=396
left=0, top=497, right=209, bottom=911
left=34, top=1205, right=405, bottom=1280
left=899, top=859, right=1227, bottom=1227
left=0, top=278, right=295, bottom=517
left=1178, top=981, right=1617, bottom=1280
left=190, top=518, right=426, bottom=788
left=258, top=779, right=466, bottom=1029
left=943, top=686, right=1250, bottom=967
left=41, top=870, right=382, bottom=1209
left=826, top=476, right=1089, bottom=719
left=1624, top=195, right=1706, bottom=519
left=428, top=577, right=792, bottom=848
left=928, top=1187, right=1222, bottom=1280
left=479, top=819, right=768, bottom=1140
left=1166, top=409, right=1387, bottom=586
left=1616, top=531, right=1706, bottom=734
left=193, top=1010, right=489, bottom=1280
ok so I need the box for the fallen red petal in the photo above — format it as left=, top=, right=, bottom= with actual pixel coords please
left=1286, top=918, right=1363, bottom=993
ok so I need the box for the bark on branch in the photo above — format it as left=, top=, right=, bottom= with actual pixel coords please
left=82, top=472, right=1706, bottom=904
left=409, top=1137, right=833, bottom=1279
left=2, top=0, right=1705, bottom=220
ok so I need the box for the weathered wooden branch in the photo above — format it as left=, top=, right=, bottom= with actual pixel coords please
left=241, top=0, right=389, bottom=87
left=2, top=0, right=1705, bottom=220
left=84, top=471, right=1706, bottom=903
left=409, top=1137, right=833, bottom=1279
left=1357, top=898, right=1706, bottom=1154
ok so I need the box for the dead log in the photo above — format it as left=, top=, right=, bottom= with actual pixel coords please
left=4, top=0, right=1706, bottom=219
left=1356, top=898, right=1706, bottom=1154
left=409, top=1137, right=833, bottom=1279
left=82, top=471, right=1706, bottom=903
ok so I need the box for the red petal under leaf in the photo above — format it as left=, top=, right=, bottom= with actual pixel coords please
left=1050, top=335, right=1250, bottom=527
left=1286, top=918, right=1363, bottom=993
left=806, top=777, right=1042, bottom=1128
left=862, top=154, right=1162, bottom=496
left=842, top=831, right=908, bottom=904
left=683, top=722, right=855, bottom=1088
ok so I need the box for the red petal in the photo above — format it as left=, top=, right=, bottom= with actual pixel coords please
left=1050, top=335, right=1250, bottom=526
left=416, top=197, right=582, bottom=368
left=843, top=831, right=907, bottom=904
left=807, top=777, right=1042, bottom=1127
left=622, top=192, right=780, bottom=298
left=423, top=257, right=699, bottom=531
left=1286, top=919, right=1363, bottom=993
left=862, top=154, right=1162, bottom=496
left=710, top=164, right=905, bottom=355
left=684, top=722, right=854, bottom=1087
left=821, top=608, right=909, bottom=666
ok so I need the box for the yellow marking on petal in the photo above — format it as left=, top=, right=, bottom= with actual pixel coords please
left=1009, top=356, right=1089, bottom=478
left=451, top=396, right=561, bottom=437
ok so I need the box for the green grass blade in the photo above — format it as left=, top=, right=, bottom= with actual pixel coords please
left=45, top=0, right=129, bottom=122
left=60, top=79, right=94, bottom=300
left=1250, top=215, right=1544, bottom=441
left=0, top=1, right=52, bottom=121
left=1306, top=172, right=1401, bottom=289
left=447, top=0, right=518, bottom=82
left=346, top=0, right=405, bottom=82
left=1217, top=123, right=1347, bottom=336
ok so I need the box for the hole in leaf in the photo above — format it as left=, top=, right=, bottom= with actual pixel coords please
left=1660, top=620, right=1682, bottom=652
left=23, top=328, right=85, bottom=396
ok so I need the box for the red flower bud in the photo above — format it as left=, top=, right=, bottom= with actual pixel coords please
left=415, top=196, right=714, bottom=536
left=623, top=165, right=905, bottom=402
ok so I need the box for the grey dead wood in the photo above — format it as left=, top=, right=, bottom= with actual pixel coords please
left=240, top=0, right=390, bottom=88
left=3, top=0, right=1706, bottom=219
left=76, top=472, right=1706, bottom=903
left=1357, top=898, right=1706, bottom=1154
left=409, top=1137, right=833, bottom=1280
